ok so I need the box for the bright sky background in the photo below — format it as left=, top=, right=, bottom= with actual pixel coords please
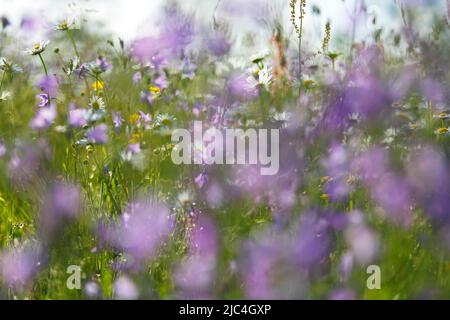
left=0, top=0, right=447, bottom=44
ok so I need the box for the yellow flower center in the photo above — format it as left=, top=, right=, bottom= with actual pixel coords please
left=92, top=101, right=100, bottom=110
left=161, top=118, right=171, bottom=126
left=437, top=127, right=448, bottom=134
left=59, top=21, right=68, bottom=29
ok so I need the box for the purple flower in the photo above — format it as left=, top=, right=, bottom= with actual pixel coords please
left=372, top=173, right=413, bottom=226
left=75, top=63, right=90, bottom=79
left=421, top=78, right=445, bottom=104
left=69, top=108, right=87, bottom=127
left=37, top=93, right=50, bottom=107
left=84, top=281, right=101, bottom=298
left=180, top=57, right=197, bottom=80
left=100, top=197, right=173, bottom=269
left=339, top=251, right=354, bottom=282
left=242, top=231, right=309, bottom=299
left=294, top=213, right=332, bottom=269
left=138, top=111, right=152, bottom=127
left=8, top=139, right=50, bottom=187
left=127, top=143, right=141, bottom=154
left=322, top=143, right=352, bottom=201
left=205, top=181, right=224, bottom=208
left=96, top=56, right=112, bottom=72
left=205, top=31, right=231, bottom=57
left=407, top=146, right=450, bottom=222
left=329, top=288, right=356, bottom=300
left=353, top=147, right=413, bottom=226
left=44, top=182, right=82, bottom=219
left=30, top=104, right=57, bottom=130
left=87, top=124, right=109, bottom=144
left=132, top=72, right=142, bottom=84
left=39, top=182, right=82, bottom=239
left=0, top=247, right=40, bottom=290
left=228, top=73, right=259, bottom=100
left=131, top=37, right=166, bottom=68
left=131, top=6, right=194, bottom=63
left=155, top=73, right=169, bottom=90
left=160, top=6, right=195, bottom=57
left=20, top=16, right=38, bottom=31
left=175, top=216, right=218, bottom=298
left=194, top=171, right=209, bottom=189
left=113, top=276, right=138, bottom=300
left=112, top=111, right=123, bottom=130
left=0, top=140, right=6, bottom=157
left=345, top=220, right=379, bottom=265
left=221, top=0, right=268, bottom=23
left=36, top=75, right=59, bottom=97
left=141, top=89, right=157, bottom=106
left=352, top=147, right=388, bottom=183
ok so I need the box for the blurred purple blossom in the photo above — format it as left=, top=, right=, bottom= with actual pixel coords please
left=69, top=108, right=88, bottom=128
left=8, top=139, right=50, bottom=187
left=127, top=143, right=141, bottom=154
left=345, top=218, right=380, bottom=265
left=205, top=31, right=231, bottom=57
left=294, top=213, right=332, bottom=269
left=30, top=104, right=57, bottom=130
left=322, top=143, right=352, bottom=201
left=407, top=146, right=450, bottom=222
left=132, top=72, right=142, bottom=84
left=194, top=171, right=209, bottom=189
left=113, top=276, right=139, bottom=300
left=40, top=182, right=83, bottom=238
left=100, top=197, right=173, bottom=269
left=87, top=124, right=109, bottom=144
left=0, top=247, right=40, bottom=290
left=84, top=281, right=102, bottom=298
left=131, top=5, right=194, bottom=64
left=175, top=215, right=218, bottom=298
left=372, top=173, right=413, bottom=226
left=421, top=78, right=445, bottom=104
left=0, top=140, right=6, bottom=157
left=329, top=288, right=357, bottom=300
left=154, top=73, right=169, bottom=89
left=36, top=75, right=59, bottom=97
left=228, top=73, right=259, bottom=100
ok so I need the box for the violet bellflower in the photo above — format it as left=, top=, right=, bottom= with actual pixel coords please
left=175, top=215, right=218, bottom=298
left=100, top=197, right=174, bottom=270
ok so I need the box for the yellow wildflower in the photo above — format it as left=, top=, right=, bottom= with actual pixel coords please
left=92, top=80, right=104, bottom=91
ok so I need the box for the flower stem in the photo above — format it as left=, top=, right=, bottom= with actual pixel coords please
left=67, top=30, right=80, bottom=57
left=38, top=53, right=48, bottom=76
left=0, top=72, right=5, bottom=92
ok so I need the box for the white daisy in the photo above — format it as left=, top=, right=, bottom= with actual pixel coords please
left=26, top=40, right=50, bottom=56
left=257, top=66, right=272, bottom=89
left=0, top=91, right=11, bottom=102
